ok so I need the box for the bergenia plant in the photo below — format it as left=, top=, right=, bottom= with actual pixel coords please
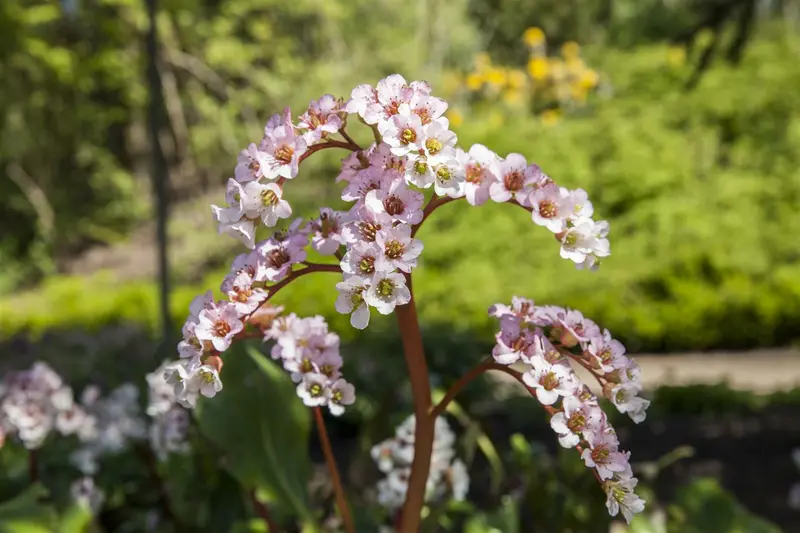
left=159, top=74, right=649, bottom=532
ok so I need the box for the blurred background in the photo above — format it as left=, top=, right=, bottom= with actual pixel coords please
left=1, top=0, right=800, bottom=531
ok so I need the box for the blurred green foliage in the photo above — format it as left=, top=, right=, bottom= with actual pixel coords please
left=3, top=29, right=800, bottom=352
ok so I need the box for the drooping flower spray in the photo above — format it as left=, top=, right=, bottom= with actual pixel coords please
left=157, top=74, right=647, bottom=532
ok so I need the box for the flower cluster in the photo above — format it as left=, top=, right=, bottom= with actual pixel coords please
left=146, top=361, right=192, bottom=460
left=0, top=362, right=95, bottom=450
left=212, top=97, right=346, bottom=248
left=71, top=476, right=105, bottom=515
left=265, top=313, right=356, bottom=415
left=371, top=415, right=468, bottom=511
left=489, top=297, right=648, bottom=522
left=70, top=384, right=148, bottom=475
left=450, top=27, right=603, bottom=125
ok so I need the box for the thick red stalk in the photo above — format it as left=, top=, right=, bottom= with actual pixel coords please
left=395, top=278, right=434, bottom=533
left=314, top=407, right=355, bottom=533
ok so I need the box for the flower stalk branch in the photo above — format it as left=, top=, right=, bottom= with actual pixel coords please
left=313, top=407, right=355, bottom=533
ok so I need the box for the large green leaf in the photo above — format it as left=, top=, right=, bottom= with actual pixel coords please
left=195, top=342, right=312, bottom=522
left=0, top=484, right=57, bottom=533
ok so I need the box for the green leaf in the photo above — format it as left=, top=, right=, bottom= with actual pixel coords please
left=0, top=484, right=57, bottom=533
left=195, top=342, right=313, bottom=522
left=57, top=505, right=94, bottom=533
left=668, top=478, right=781, bottom=533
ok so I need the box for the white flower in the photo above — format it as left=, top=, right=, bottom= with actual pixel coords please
left=549, top=395, right=602, bottom=448
left=609, top=383, right=650, bottom=423
left=242, top=181, right=292, bottom=227
left=71, top=476, right=105, bottom=514
left=327, top=379, right=356, bottom=416
left=559, top=219, right=610, bottom=264
left=375, top=224, right=423, bottom=273
left=458, top=144, right=500, bottom=206
left=364, top=271, right=411, bottom=314
left=432, top=157, right=465, bottom=198
left=604, top=476, right=646, bottom=523
left=522, top=358, right=579, bottom=405
left=422, top=120, right=457, bottom=162
left=310, top=208, right=347, bottom=255
left=447, top=459, right=470, bottom=501
left=297, top=94, right=343, bottom=144
left=195, top=302, right=243, bottom=352
left=365, top=179, right=424, bottom=225
left=489, top=153, right=528, bottom=203
left=530, top=184, right=574, bottom=233
left=581, top=429, right=629, bottom=480
left=296, top=373, right=329, bottom=407
left=346, top=84, right=380, bottom=124
left=335, top=276, right=371, bottom=330
left=379, top=112, right=425, bottom=157
left=341, top=241, right=384, bottom=278
left=194, top=366, right=223, bottom=399
left=226, top=272, right=267, bottom=315
left=215, top=217, right=256, bottom=249
left=260, top=108, right=307, bottom=179
left=235, top=143, right=271, bottom=183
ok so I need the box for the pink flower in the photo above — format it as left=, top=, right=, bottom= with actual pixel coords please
left=341, top=241, right=385, bottom=278
left=581, top=428, right=629, bottom=480
left=559, top=219, right=610, bottom=264
left=364, top=271, right=411, bottom=314
left=335, top=276, right=371, bottom=330
left=375, top=224, right=424, bottom=273
left=379, top=112, right=425, bottom=157
left=342, top=167, right=391, bottom=205
left=235, top=143, right=270, bottom=183
left=194, top=302, right=243, bottom=352
left=488, top=296, right=535, bottom=320
left=226, top=271, right=267, bottom=315
left=549, top=395, right=603, bottom=448
left=432, top=157, right=465, bottom=198
left=458, top=144, right=500, bottom=206
left=346, top=84, right=380, bottom=124
left=256, top=237, right=307, bottom=282
left=260, top=109, right=307, bottom=179
left=297, top=373, right=329, bottom=407
left=298, top=94, right=344, bottom=144
left=522, top=358, right=578, bottom=405
left=341, top=207, right=393, bottom=244
left=422, top=119, right=457, bottom=161
left=242, top=181, right=292, bottom=227
left=375, top=74, right=414, bottom=122
left=489, top=153, right=529, bottom=203
left=408, top=93, right=448, bottom=126
left=365, top=180, right=424, bottom=225
left=336, top=150, right=369, bottom=183
left=587, top=330, right=628, bottom=372
left=368, top=143, right=408, bottom=180
left=492, top=316, right=534, bottom=365
left=530, top=184, right=574, bottom=233
left=327, top=378, right=356, bottom=416
left=604, top=476, right=646, bottom=524
left=310, top=208, right=348, bottom=255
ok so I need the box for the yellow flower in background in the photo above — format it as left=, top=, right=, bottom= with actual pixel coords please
left=565, top=57, right=586, bottom=76
left=447, top=108, right=464, bottom=128
left=570, top=84, right=588, bottom=103
left=466, top=72, right=484, bottom=91
left=485, top=67, right=507, bottom=89
left=666, top=45, right=686, bottom=68
left=523, top=27, right=546, bottom=47
left=474, top=52, right=492, bottom=70
left=561, top=41, right=580, bottom=59
left=507, top=69, right=527, bottom=90
left=502, top=89, right=524, bottom=105
left=549, top=58, right=566, bottom=81
left=527, top=57, right=549, bottom=81
left=541, top=109, right=561, bottom=126
left=578, top=68, right=599, bottom=89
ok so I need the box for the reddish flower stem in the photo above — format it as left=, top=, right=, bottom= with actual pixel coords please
left=410, top=195, right=458, bottom=238
left=339, top=126, right=362, bottom=150
left=313, top=407, right=355, bottom=533
left=429, top=358, right=495, bottom=420
left=28, top=450, right=38, bottom=484
left=249, top=489, right=283, bottom=533
left=299, top=139, right=360, bottom=164
left=395, top=277, right=435, bottom=533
